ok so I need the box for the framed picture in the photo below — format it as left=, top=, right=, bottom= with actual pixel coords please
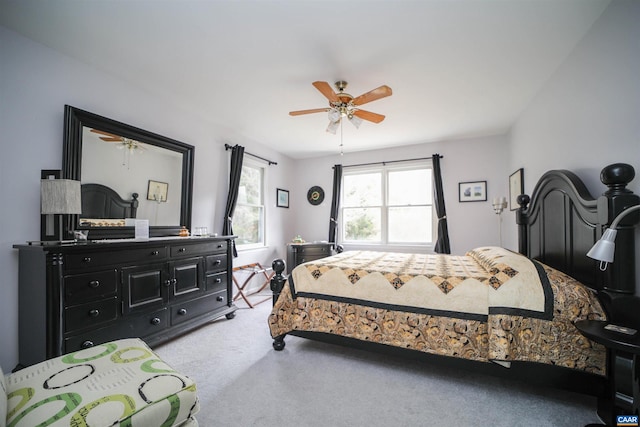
left=276, top=188, right=289, bottom=208
left=509, top=168, right=524, bottom=211
left=147, top=180, right=168, bottom=202
left=458, top=181, right=487, bottom=202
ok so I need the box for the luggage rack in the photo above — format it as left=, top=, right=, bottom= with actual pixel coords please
left=232, top=262, right=274, bottom=308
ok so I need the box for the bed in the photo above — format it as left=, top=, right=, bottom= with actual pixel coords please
left=79, top=183, right=139, bottom=226
left=268, top=163, right=639, bottom=399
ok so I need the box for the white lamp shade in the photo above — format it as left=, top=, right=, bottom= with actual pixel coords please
left=326, top=120, right=339, bottom=134
left=586, top=228, right=617, bottom=263
left=41, top=179, right=82, bottom=214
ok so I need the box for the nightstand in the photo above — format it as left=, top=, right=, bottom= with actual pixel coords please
left=575, top=319, right=640, bottom=427
left=286, top=242, right=333, bottom=273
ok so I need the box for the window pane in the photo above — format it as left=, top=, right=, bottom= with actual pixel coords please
left=238, top=165, right=262, bottom=205
left=234, top=205, right=264, bottom=245
left=343, top=173, right=381, bottom=207
left=388, top=169, right=432, bottom=205
left=343, top=208, right=381, bottom=241
left=388, top=207, right=432, bottom=243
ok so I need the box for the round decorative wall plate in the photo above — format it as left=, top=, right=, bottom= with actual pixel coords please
left=307, top=186, right=325, bottom=205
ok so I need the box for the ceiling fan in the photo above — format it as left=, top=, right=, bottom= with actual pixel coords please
left=290, top=81, right=392, bottom=134
left=90, top=129, right=145, bottom=152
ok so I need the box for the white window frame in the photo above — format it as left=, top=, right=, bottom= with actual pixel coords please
left=235, top=158, right=266, bottom=251
left=340, top=160, right=435, bottom=251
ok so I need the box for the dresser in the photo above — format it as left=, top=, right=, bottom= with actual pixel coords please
left=286, top=242, right=333, bottom=273
left=14, top=236, right=236, bottom=367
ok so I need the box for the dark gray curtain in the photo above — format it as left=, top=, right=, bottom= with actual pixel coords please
left=432, top=154, right=450, bottom=254
left=328, top=164, right=343, bottom=246
left=222, top=144, right=244, bottom=257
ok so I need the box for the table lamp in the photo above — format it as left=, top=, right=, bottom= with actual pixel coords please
left=41, top=172, right=82, bottom=242
left=587, top=204, right=640, bottom=270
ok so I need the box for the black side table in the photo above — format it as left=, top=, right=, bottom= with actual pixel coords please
left=575, top=320, right=640, bottom=427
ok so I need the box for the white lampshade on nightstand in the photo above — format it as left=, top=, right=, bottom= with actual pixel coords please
left=587, top=204, right=640, bottom=270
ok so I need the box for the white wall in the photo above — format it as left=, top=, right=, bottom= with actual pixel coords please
left=0, top=26, right=294, bottom=371
left=290, top=134, right=509, bottom=255
left=507, top=0, right=640, bottom=290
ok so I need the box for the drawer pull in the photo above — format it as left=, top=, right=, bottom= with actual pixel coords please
left=215, top=278, right=222, bottom=284
left=88, top=280, right=100, bottom=288
left=150, top=317, right=161, bottom=325
left=83, top=257, right=92, bottom=263
left=217, top=244, right=223, bottom=249
left=164, top=279, right=172, bottom=287
left=81, top=340, right=94, bottom=349
left=151, top=250, right=159, bottom=256
left=178, top=248, right=186, bottom=253
left=88, top=309, right=100, bottom=318
left=178, top=308, right=187, bottom=316
left=216, top=296, right=225, bottom=302
left=214, top=259, right=222, bottom=265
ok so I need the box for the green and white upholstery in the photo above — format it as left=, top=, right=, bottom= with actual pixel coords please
left=2, top=338, right=199, bottom=426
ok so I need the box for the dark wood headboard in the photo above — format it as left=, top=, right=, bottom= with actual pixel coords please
left=81, top=183, right=139, bottom=219
left=517, top=163, right=639, bottom=297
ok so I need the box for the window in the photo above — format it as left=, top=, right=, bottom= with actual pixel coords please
left=234, top=160, right=265, bottom=249
left=341, top=162, right=433, bottom=246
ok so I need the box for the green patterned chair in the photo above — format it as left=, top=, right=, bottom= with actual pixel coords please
left=1, top=338, right=199, bottom=426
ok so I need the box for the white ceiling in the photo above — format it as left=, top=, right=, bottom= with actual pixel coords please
left=0, top=0, right=610, bottom=159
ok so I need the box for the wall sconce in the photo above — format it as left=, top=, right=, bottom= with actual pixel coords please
left=587, top=204, right=640, bottom=271
left=492, top=197, right=508, bottom=215
left=492, top=197, right=508, bottom=246
left=41, top=170, right=82, bottom=242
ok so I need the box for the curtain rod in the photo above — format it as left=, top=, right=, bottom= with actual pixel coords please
left=224, top=144, right=277, bottom=165
left=341, top=154, right=442, bottom=169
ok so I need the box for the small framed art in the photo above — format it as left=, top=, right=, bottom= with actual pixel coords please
left=147, top=180, right=168, bottom=202
left=509, top=168, right=524, bottom=211
left=458, top=181, right=487, bottom=202
left=276, top=188, right=289, bottom=208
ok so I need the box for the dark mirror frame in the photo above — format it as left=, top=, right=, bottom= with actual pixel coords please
left=62, top=105, right=194, bottom=239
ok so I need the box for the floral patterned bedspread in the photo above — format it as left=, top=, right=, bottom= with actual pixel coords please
left=268, top=247, right=607, bottom=375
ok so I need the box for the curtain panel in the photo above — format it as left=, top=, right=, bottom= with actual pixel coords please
left=432, top=154, right=451, bottom=254
left=328, top=164, right=343, bottom=247
left=222, top=144, right=244, bottom=257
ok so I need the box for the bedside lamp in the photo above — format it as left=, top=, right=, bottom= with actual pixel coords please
left=587, top=204, right=640, bottom=270
left=41, top=175, right=82, bottom=241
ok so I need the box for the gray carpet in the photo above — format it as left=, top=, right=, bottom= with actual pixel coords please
left=155, top=292, right=603, bottom=426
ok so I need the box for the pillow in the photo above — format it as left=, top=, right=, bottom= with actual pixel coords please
left=466, top=246, right=523, bottom=289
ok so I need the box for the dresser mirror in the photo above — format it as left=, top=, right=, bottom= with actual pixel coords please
left=63, top=105, right=193, bottom=239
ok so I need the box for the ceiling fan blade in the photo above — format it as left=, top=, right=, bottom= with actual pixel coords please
left=289, top=108, right=329, bottom=116
left=312, top=81, right=339, bottom=103
left=352, top=109, right=386, bottom=123
left=91, top=128, right=121, bottom=139
left=99, top=137, right=122, bottom=142
left=352, top=85, right=392, bottom=106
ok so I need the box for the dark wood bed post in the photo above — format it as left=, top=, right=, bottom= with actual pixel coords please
left=517, top=163, right=639, bottom=298
left=270, top=259, right=287, bottom=350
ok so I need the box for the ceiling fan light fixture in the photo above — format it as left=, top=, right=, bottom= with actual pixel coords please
left=328, top=108, right=341, bottom=123
left=348, top=114, right=362, bottom=129
left=326, top=120, right=339, bottom=134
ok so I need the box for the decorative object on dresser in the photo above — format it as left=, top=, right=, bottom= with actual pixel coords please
left=286, top=242, right=333, bottom=274
left=270, top=163, right=639, bottom=417
left=40, top=169, right=82, bottom=242
left=13, top=236, right=236, bottom=369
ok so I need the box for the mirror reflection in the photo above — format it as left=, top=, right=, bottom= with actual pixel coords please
left=81, top=126, right=183, bottom=226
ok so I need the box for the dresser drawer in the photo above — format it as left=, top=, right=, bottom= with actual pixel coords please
left=205, top=253, right=227, bottom=273
left=171, top=241, right=226, bottom=258
left=64, top=308, right=168, bottom=353
left=65, top=246, right=168, bottom=270
left=64, top=269, right=118, bottom=304
left=65, top=297, right=118, bottom=332
left=171, top=291, right=227, bottom=325
left=206, top=272, right=228, bottom=292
